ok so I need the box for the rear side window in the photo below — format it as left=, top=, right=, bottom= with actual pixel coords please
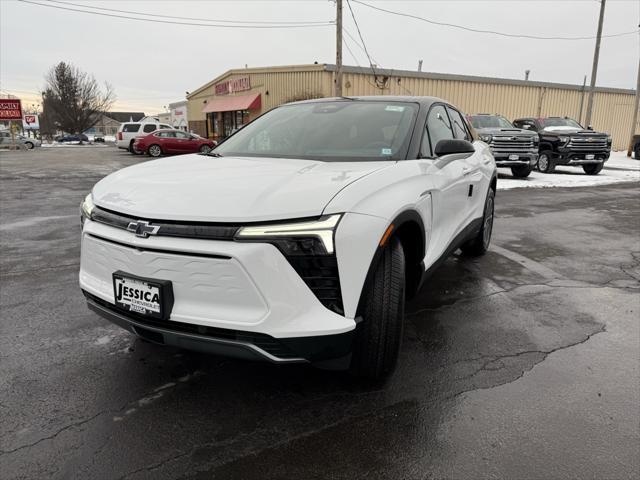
left=426, top=105, right=454, bottom=156
left=122, top=124, right=139, bottom=133
left=143, top=124, right=157, bottom=133
left=447, top=107, right=471, bottom=141
left=160, top=124, right=172, bottom=130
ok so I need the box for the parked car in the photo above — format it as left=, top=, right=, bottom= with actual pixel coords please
left=0, top=131, right=41, bottom=149
left=132, top=129, right=216, bottom=157
left=79, top=96, right=497, bottom=379
left=57, top=134, right=89, bottom=143
left=468, top=114, right=538, bottom=178
left=512, top=117, right=611, bottom=175
left=93, top=134, right=105, bottom=143
left=116, top=121, right=172, bottom=153
left=631, top=134, right=640, bottom=160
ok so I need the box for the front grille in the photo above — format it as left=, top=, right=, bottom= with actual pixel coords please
left=285, top=255, right=343, bottom=315
left=84, top=292, right=299, bottom=359
left=489, top=136, right=535, bottom=153
left=92, top=206, right=239, bottom=240
left=567, top=136, right=608, bottom=151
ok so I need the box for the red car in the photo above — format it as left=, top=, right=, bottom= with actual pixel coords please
left=133, top=129, right=216, bottom=157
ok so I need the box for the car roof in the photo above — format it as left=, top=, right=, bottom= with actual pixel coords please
left=284, top=95, right=448, bottom=108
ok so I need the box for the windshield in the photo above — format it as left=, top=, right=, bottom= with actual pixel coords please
left=542, top=118, right=582, bottom=128
left=214, top=100, right=418, bottom=161
left=468, top=115, right=513, bottom=129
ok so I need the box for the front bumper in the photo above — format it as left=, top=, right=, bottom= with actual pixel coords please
left=493, top=152, right=538, bottom=167
left=554, top=149, right=610, bottom=164
left=79, top=220, right=357, bottom=362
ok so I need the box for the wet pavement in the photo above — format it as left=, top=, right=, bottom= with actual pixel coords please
left=1, top=148, right=639, bottom=479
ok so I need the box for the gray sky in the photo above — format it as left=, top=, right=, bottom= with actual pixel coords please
left=1, top=0, right=638, bottom=114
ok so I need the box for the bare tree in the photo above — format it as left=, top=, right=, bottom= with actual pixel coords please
left=42, top=62, right=115, bottom=138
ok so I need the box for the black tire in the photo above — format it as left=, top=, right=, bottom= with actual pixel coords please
left=199, top=145, right=212, bottom=154
left=461, top=188, right=495, bottom=257
left=537, top=151, right=555, bottom=173
left=510, top=165, right=532, bottom=178
left=349, top=237, right=405, bottom=380
left=24, top=141, right=34, bottom=149
left=129, top=140, right=140, bottom=155
left=583, top=163, right=603, bottom=175
left=148, top=144, right=162, bottom=157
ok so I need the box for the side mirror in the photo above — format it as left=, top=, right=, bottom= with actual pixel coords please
left=587, top=125, right=593, bottom=131
left=434, top=139, right=475, bottom=157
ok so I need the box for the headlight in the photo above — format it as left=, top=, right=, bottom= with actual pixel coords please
left=532, top=135, right=540, bottom=145
left=235, top=214, right=341, bottom=255
left=607, top=136, right=612, bottom=144
left=80, top=193, right=95, bottom=223
left=480, top=134, right=492, bottom=143
left=559, top=136, right=570, bottom=144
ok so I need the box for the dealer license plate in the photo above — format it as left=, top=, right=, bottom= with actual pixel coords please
left=585, top=154, right=595, bottom=160
left=112, top=271, right=173, bottom=320
left=508, top=154, right=519, bottom=160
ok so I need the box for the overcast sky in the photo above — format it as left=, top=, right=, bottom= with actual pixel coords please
left=1, top=0, right=638, bottom=114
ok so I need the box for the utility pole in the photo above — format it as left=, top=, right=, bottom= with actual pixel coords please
left=585, top=0, right=606, bottom=127
left=335, top=0, right=343, bottom=97
left=628, top=56, right=640, bottom=156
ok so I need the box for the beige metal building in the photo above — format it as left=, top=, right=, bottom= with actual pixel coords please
left=187, top=64, right=638, bottom=150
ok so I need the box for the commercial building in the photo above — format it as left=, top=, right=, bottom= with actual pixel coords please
left=187, top=64, right=638, bottom=150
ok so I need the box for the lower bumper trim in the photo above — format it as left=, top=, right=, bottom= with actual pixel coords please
left=84, top=292, right=354, bottom=365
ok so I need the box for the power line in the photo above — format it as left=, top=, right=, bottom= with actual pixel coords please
left=17, top=0, right=335, bottom=28
left=351, top=0, right=639, bottom=40
left=49, top=0, right=333, bottom=25
left=345, top=0, right=377, bottom=75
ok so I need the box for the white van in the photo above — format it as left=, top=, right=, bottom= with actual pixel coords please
left=116, top=120, right=172, bottom=153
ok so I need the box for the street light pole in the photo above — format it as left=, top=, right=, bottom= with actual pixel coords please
left=335, top=0, right=343, bottom=97
left=584, top=0, right=606, bottom=127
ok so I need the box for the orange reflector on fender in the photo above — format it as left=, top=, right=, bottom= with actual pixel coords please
left=379, top=224, right=395, bottom=247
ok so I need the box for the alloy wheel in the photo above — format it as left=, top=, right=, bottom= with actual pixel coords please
left=482, top=194, right=494, bottom=249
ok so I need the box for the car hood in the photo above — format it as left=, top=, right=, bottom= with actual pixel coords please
left=541, top=126, right=608, bottom=136
left=92, top=154, right=394, bottom=222
left=475, top=127, right=537, bottom=136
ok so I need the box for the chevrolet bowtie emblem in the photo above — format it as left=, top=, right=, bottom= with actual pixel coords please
left=127, top=220, right=160, bottom=238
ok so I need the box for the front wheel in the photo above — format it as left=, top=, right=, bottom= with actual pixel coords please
left=199, top=145, right=212, bottom=154
left=461, top=188, right=495, bottom=257
left=537, top=151, right=555, bottom=173
left=350, top=237, right=405, bottom=380
left=511, top=165, right=532, bottom=178
left=148, top=144, right=162, bottom=157
left=583, top=163, right=603, bottom=175
left=24, top=141, right=34, bottom=149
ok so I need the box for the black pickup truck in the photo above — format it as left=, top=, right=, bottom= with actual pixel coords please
left=512, top=117, right=611, bottom=175
left=468, top=114, right=539, bottom=178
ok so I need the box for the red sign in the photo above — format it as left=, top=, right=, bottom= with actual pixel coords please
left=0, top=99, right=23, bottom=120
left=25, top=115, right=36, bottom=124
left=214, top=76, right=251, bottom=96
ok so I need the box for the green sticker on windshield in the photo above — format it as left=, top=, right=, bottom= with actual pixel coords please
left=385, top=105, right=405, bottom=112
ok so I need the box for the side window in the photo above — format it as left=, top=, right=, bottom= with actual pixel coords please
left=175, top=131, right=189, bottom=139
left=426, top=105, right=454, bottom=156
left=447, top=107, right=471, bottom=141
left=143, top=124, right=156, bottom=133
left=122, top=123, right=139, bottom=133
left=160, top=125, right=172, bottom=130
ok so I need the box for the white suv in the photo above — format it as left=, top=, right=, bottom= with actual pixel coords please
left=116, top=121, right=172, bottom=153
left=80, top=96, right=496, bottom=379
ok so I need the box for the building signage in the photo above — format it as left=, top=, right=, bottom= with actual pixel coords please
left=214, top=76, right=251, bottom=95
left=23, top=114, right=40, bottom=130
left=0, top=99, right=23, bottom=120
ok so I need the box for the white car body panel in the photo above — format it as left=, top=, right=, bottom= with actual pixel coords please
left=92, top=155, right=393, bottom=222
left=80, top=220, right=355, bottom=337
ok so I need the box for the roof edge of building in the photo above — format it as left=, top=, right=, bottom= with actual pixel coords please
left=187, top=63, right=327, bottom=99
left=324, top=64, right=636, bottom=96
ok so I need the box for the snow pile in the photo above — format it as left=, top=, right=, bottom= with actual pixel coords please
left=497, top=151, right=640, bottom=191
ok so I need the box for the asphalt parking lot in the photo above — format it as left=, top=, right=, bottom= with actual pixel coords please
left=1, top=147, right=639, bottom=479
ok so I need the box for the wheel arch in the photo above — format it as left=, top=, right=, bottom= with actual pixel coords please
left=355, top=209, right=426, bottom=317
